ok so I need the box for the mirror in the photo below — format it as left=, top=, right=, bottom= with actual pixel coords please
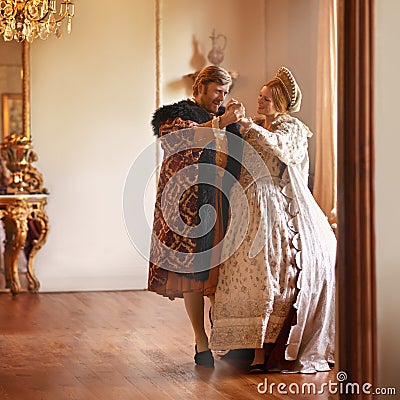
left=0, top=41, right=23, bottom=142
left=0, top=41, right=44, bottom=194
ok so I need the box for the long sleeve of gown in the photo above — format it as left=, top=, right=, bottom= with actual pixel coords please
left=243, top=117, right=310, bottom=166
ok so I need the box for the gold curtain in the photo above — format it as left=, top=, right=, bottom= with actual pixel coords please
left=313, top=0, right=338, bottom=228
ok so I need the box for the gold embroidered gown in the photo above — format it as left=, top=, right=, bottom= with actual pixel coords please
left=209, top=115, right=336, bottom=373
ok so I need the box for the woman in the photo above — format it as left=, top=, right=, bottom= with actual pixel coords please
left=209, top=66, right=336, bottom=373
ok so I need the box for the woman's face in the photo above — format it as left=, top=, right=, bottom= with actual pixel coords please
left=257, top=85, right=277, bottom=117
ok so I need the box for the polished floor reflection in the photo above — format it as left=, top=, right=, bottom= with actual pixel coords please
left=0, top=290, right=337, bottom=399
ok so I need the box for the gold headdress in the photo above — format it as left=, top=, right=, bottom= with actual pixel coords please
left=275, top=66, right=302, bottom=113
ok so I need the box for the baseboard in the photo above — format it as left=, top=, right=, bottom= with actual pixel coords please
left=38, top=273, right=148, bottom=293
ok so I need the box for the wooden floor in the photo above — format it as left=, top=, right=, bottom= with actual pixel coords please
left=0, top=290, right=338, bottom=400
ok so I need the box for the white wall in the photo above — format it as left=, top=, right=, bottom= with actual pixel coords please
left=265, top=0, right=319, bottom=178
left=375, top=0, right=400, bottom=394
left=30, top=1, right=156, bottom=291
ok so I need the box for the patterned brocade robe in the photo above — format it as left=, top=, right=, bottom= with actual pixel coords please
left=148, top=100, right=242, bottom=297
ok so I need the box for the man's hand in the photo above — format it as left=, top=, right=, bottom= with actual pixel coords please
left=220, top=99, right=245, bottom=128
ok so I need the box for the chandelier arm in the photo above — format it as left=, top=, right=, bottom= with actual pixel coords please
left=1, top=0, right=74, bottom=41
left=24, top=2, right=73, bottom=23
left=53, top=2, right=74, bottom=22
left=23, top=0, right=51, bottom=23
left=1, top=0, right=18, bottom=20
left=52, top=10, right=68, bottom=23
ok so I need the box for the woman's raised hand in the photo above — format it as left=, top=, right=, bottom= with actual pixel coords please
left=220, top=100, right=245, bottom=127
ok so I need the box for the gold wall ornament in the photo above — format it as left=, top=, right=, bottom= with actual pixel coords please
left=1, top=134, right=47, bottom=194
left=0, top=0, right=75, bottom=43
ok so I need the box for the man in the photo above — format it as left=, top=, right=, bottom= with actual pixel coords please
left=148, top=65, right=244, bottom=368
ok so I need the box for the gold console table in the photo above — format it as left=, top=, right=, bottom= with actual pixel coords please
left=0, top=194, right=49, bottom=295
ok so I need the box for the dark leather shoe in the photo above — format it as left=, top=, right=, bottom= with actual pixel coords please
left=194, top=345, right=214, bottom=368
left=248, top=363, right=266, bottom=374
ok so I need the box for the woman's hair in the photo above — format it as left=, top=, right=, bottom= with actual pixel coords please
left=265, top=77, right=291, bottom=114
left=192, top=66, right=232, bottom=96
left=265, top=66, right=302, bottom=113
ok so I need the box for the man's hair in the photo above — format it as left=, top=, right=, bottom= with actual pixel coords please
left=192, top=66, right=232, bottom=96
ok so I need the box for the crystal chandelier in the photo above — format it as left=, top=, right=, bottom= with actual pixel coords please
left=0, top=0, right=74, bottom=42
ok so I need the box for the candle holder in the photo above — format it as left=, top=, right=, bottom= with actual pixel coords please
left=207, top=29, right=227, bottom=66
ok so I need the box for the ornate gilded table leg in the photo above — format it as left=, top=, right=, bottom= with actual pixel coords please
left=25, top=204, right=49, bottom=292
left=2, top=201, right=29, bottom=295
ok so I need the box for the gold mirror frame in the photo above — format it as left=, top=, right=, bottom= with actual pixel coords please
left=22, top=42, right=31, bottom=141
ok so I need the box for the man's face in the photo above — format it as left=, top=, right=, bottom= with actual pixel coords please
left=195, top=82, right=230, bottom=114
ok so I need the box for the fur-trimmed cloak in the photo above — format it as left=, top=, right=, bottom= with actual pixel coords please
left=148, top=100, right=242, bottom=284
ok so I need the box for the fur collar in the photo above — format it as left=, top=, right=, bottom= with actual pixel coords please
left=151, top=99, right=227, bottom=136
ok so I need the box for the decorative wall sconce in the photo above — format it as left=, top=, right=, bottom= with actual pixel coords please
left=207, top=29, right=227, bottom=66
left=1, top=133, right=45, bottom=194
left=0, top=0, right=74, bottom=42
left=184, top=29, right=238, bottom=90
